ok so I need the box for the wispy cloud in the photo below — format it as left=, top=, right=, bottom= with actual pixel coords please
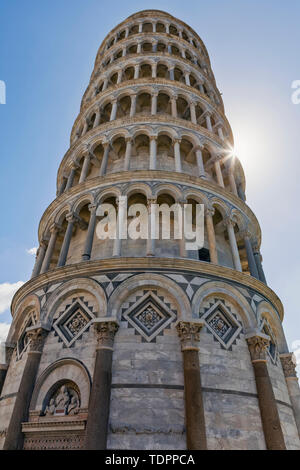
left=26, top=247, right=37, bottom=256
left=0, top=281, right=24, bottom=314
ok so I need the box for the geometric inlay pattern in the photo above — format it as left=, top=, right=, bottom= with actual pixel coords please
left=122, top=291, right=176, bottom=342
left=53, top=297, right=95, bottom=347
left=200, top=299, right=243, bottom=350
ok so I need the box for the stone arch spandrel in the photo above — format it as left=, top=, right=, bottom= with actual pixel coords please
left=42, top=278, right=107, bottom=327
left=108, top=272, right=192, bottom=321
left=192, top=280, right=256, bottom=331
left=256, top=300, right=288, bottom=353
left=8, top=294, right=41, bottom=344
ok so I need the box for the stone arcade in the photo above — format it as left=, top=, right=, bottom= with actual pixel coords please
left=0, top=10, right=300, bottom=450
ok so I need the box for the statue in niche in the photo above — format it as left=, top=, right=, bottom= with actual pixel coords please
left=45, top=398, right=56, bottom=416
left=43, top=384, right=80, bottom=416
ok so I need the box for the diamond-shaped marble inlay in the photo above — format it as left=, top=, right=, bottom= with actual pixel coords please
left=123, top=292, right=176, bottom=342
left=136, top=306, right=162, bottom=331
left=208, top=313, right=231, bottom=339
left=200, top=300, right=242, bottom=349
left=53, top=298, right=95, bottom=347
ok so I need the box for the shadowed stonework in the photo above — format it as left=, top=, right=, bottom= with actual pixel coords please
left=0, top=9, right=300, bottom=450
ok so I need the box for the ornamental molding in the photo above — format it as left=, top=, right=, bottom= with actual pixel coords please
left=10, top=258, right=284, bottom=322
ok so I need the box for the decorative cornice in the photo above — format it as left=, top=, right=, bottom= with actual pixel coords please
left=10, top=257, right=284, bottom=322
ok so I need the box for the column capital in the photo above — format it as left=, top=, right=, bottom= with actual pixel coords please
left=205, top=206, right=215, bottom=218
left=93, top=318, right=119, bottom=351
left=147, top=198, right=157, bottom=211
left=66, top=212, right=77, bottom=224
left=195, top=144, right=205, bottom=152
left=240, top=228, right=252, bottom=240
left=280, top=353, right=298, bottom=379
left=176, top=320, right=205, bottom=351
left=245, top=332, right=270, bottom=363
left=223, top=215, right=236, bottom=228
left=125, top=136, right=133, bottom=143
left=49, top=222, right=62, bottom=234
left=88, top=203, right=97, bottom=213
left=70, top=161, right=79, bottom=171
left=149, top=135, right=157, bottom=141
left=173, top=137, right=181, bottom=145
left=26, top=326, right=49, bottom=354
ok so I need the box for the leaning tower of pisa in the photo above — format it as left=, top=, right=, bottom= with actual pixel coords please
left=1, top=10, right=300, bottom=451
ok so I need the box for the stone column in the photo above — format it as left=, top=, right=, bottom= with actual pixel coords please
left=93, top=109, right=101, bottom=128
left=176, top=320, right=207, bottom=450
left=99, top=143, right=110, bottom=176
left=79, top=152, right=91, bottom=183
left=57, top=176, right=67, bottom=196
left=151, top=92, right=158, bottom=115
left=124, top=137, right=132, bottom=171
left=65, top=164, right=77, bottom=191
left=243, top=231, right=259, bottom=279
left=40, top=224, right=60, bottom=274
left=169, top=67, right=175, bottom=81
left=31, top=241, right=47, bottom=278
left=225, top=160, right=238, bottom=195
left=185, top=72, right=191, bottom=86
left=246, top=333, right=286, bottom=450
left=174, top=138, right=182, bottom=172
left=3, top=327, right=48, bottom=450
left=84, top=319, right=119, bottom=450
left=189, top=101, right=197, bottom=124
left=151, top=62, right=157, bottom=77
left=113, top=198, right=126, bottom=257
left=217, top=126, right=224, bottom=140
left=82, top=204, right=97, bottom=261
left=179, top=201, right=187, bottom=258
left=205, top=208, right=218, bottom=264
left=171, top=95, right=177, bottom=118
left=57, top=213, right=76, bottom=267
left=110, top=99, right=117, bottom=121
left=253, top=243, right=267, bottom=284
left=146, top=198, right=156, bottom=256
left=134, top=65, right=139, bottom=80
left=214, top=158, right=225, bottom=187
left=130, top=94, right=137, bottom=117
left=280, top=353, right=300, bottom=438
left=102, top=76, right=109, bottom=90
left=149, top=136, right=157, bottom=170
left=195, top=145, right=206, bottom=178
left=225, top=217, right=242, bottom=272
left=205, top=113, right=213, bottom=132
left=117, top=70, right=122, bottom=85
left=137, top=42, right=142, bottom=53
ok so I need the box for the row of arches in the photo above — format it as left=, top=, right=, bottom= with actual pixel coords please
left=104, top=19, right=203, bottom=54
left=64, top=128, right=243, bottom=199
left=33, top=185, right=261, bottom=282
left=75, top=89, right=225, bottom=145
left=100, top=37, right=210, bottom=79
left=86, top=59, right=218, bottom=107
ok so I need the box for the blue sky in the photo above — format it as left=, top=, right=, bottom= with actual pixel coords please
left=0, top=1, right=299, bottom=362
